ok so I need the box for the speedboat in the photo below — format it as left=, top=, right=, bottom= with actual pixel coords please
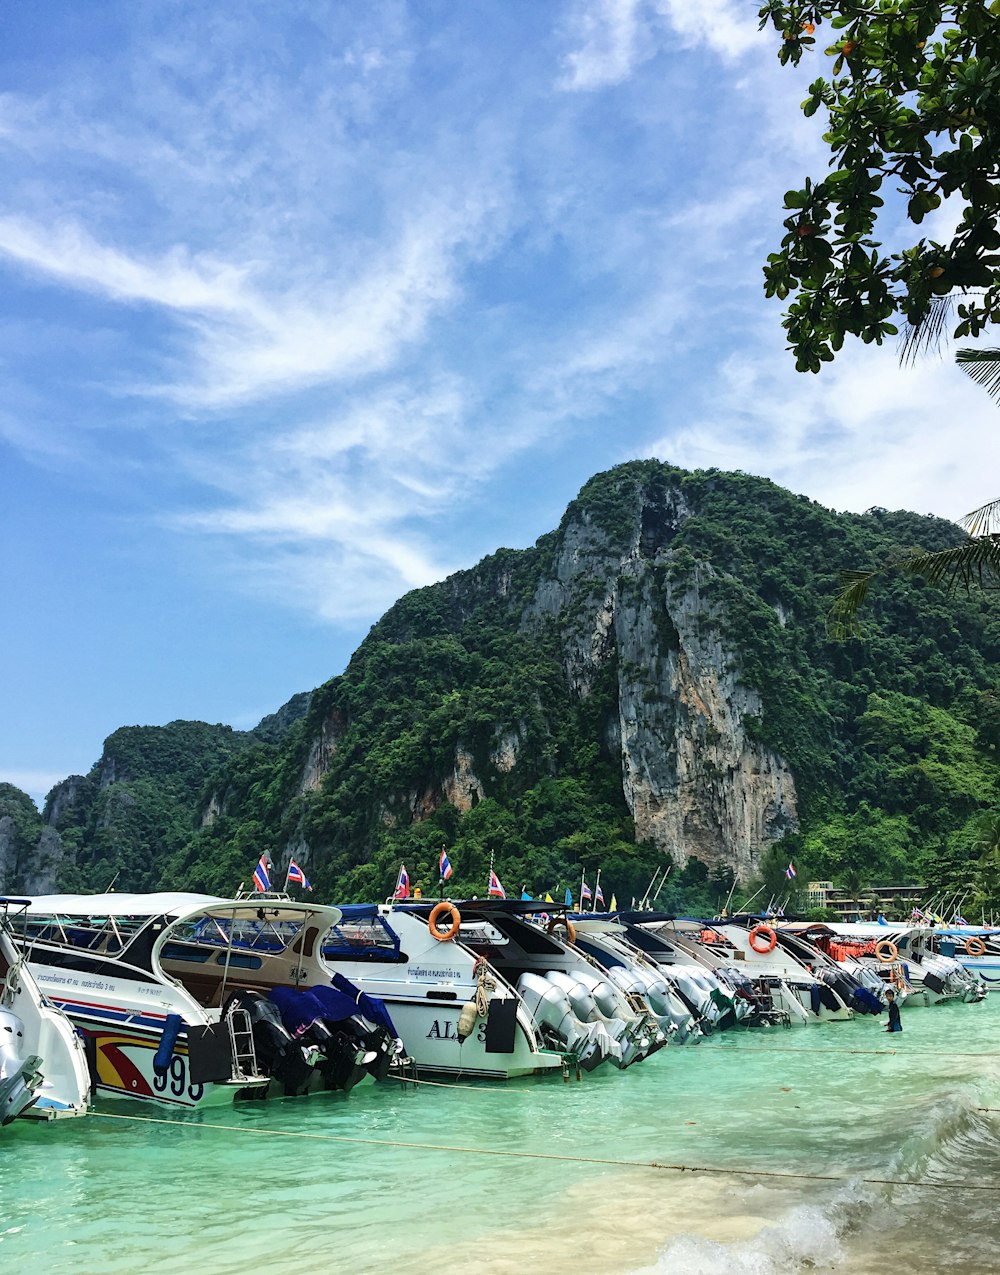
left=771, top=922, right=887, bottom=1015
left=606, top=913, right=758, bottom=1031
left=392, top=900, right=666, bottom=1072
left=566, top=916, right=703, bottom=1043
left=823, top=923, right=985, bottom=1005
left=705, top=920, right=856, bottom=1022
left=1, top=899, right=90, bottom=1123
left=13, top=892, right=403, bottom=1106
left=321, top=903, right=564, bottom=1079
left=928, top=928, right=1000, bottom=989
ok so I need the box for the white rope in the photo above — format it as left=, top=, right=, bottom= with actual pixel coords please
left=84, top=1110, right=1000, bottom=1191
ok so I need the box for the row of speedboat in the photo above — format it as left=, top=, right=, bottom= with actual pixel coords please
left=0, top=891, right=991, bottom=1125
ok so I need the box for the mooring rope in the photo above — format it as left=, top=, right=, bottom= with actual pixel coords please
left=710, top=1043, right=1000, bottom=1057
left=84, top=1110, right=1000, bottom=1191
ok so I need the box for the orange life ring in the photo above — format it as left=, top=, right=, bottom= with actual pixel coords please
left=428, top=901, right=461, bottom=942
left=547, top=916, right=577, bottom=945
left=874, top=939, right=898, bottom=964
left=748, top=925, right=777, bottom=954
left=966, top=936, right=987, bottom=957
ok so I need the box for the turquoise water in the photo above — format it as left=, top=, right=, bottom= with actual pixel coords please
left=3, top=999, right=1000, bottom=1274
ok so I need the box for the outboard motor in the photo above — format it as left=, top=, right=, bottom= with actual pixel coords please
left=542, top=970, right=649, bottom=1068
left=515, top=973, right=622, bottom=1070
left=607, top=966, right=694, bottom=1042
left=563, top=968, right=665, bottom=1062
left=0, top=1008, right=41, bottom=1125
left=268, top=988, right=370, bottom=1095
left=223, top=990, right=316, bottom=1097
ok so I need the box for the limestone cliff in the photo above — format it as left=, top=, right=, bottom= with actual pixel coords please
left=522, top=475, right=797, bottom=876
left=7, top=459, right=991, bottom=899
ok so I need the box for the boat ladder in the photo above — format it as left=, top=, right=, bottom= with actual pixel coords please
left=226, top=1006, right=261, bottom=1081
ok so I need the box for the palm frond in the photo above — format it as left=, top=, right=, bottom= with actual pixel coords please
left=827, top=569, right=882, bottom=638
left=956, top=346, right=1000, bottom=404
left=959, top=497, right=1000, bottom=537
left=899, top=297, right=954, bottom=366
left=828, top=536, right=1000, bottom=638
left=899, top=535, right=1000, bottom=592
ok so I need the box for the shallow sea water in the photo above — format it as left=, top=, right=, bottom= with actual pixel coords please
left=2, top=997, right=999, bottom=1274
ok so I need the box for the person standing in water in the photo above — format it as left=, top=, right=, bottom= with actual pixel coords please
left=885, top=989, right=902, bottom=1032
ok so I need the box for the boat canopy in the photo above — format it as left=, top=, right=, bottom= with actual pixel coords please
left=17, top=892, right=234, bottom=919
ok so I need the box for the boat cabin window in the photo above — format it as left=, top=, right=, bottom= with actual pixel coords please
left=323, top=911, right=403, bottom=962
left=22, top=911, right=154, bottom=954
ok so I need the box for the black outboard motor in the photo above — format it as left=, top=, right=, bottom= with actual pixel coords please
left=311, top=982, right=402, bottom=1084
left=268, top=987, right=371, bottom=1095
left=222, top=990, right=316, bottom=1098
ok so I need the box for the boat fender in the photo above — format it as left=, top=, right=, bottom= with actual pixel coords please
left=546, top=916, right=577, bottom=945
left=456, top=1001, right=478, bottom=1042
left=748, top=925, right=777, bottom=954
left=874, top=939, right=899, bottom=964
left=429, top=901, right=461, bottom=943
left=966, top=937, right=987, bottom=957
left=153, top=1013, right=183, bottom=1076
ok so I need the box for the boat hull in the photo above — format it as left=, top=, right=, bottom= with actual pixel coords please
left=38, top=983, right=245, bottom=1109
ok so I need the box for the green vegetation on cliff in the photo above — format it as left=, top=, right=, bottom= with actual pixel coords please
left=5, top=462, right=1000, bottom=914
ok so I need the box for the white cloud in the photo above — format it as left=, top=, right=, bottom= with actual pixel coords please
left=0, top=769, right=67, bottom=807
left=558, top=0, right=758, bottom=90
left=646, top=328, right=1000, bottom=523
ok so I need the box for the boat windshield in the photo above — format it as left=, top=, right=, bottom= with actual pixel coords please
left=169, top=914, right=303, bottom=953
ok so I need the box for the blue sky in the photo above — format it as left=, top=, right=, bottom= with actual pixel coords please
left=3, top=1, right=998, bottom=808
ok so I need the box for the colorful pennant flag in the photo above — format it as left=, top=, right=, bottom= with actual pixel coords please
left=439, top=848, right=453, bottom=881
left=488, top=869, right=506, bottom=898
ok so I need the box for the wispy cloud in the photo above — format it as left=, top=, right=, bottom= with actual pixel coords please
left=558, top=0, right=758, bottom=90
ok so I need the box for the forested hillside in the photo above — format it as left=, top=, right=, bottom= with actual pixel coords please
left=3, top=461, right=998, bottom=914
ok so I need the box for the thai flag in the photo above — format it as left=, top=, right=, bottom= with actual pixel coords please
left=581, top=880, right=592, bottom=903
left=785, top=862, right=796, bottom=880
left=252, top=854, right=272, bottom=893
left=955, top=914, right=968, bottom=926
left=286, top=859, right=312, bottom=891
left=394, top=864, right=410, bottom=899
left=439, top=849, right=453, bottom=881
left=488, top=869, right=506, bottom=898
left=595, top=883, right=605, bottom=907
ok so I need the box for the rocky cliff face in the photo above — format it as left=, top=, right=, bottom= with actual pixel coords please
left=13, top=461, right=982, bottom=898
left=522, top=478, right=797, bottom=877
left=265, top=467, right=803, bottom=882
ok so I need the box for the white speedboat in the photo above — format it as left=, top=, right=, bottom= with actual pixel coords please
left=13, top=892, right=402, bottom=1106
left=608, top=914, right=757, bottom=1031
left=707, top=921, right=856, bottom=1022
left=824, top=923, right=985, bottom=1005
left=321, top=903, right=564, bottom=1079
left=565, top=917, right=703, bottom=1043
left=929, top=928, right=1000, bottom=989
left=394, top=901, right=666, bottom=1072
left=1, top=900, right=90, bottom=1123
